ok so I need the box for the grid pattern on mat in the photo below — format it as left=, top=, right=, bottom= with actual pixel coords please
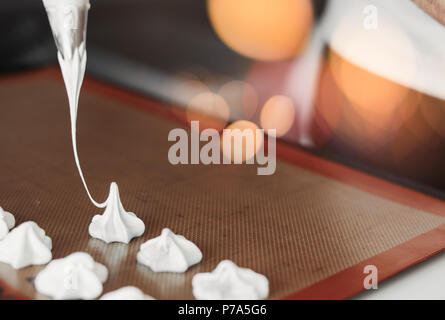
left=0, top=76, right=444, bottom=299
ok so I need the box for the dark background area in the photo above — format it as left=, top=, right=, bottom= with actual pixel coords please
left=0, top=0, right=327, bottom=74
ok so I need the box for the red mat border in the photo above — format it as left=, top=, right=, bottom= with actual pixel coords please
left=2, top=67, right=445, bottom=300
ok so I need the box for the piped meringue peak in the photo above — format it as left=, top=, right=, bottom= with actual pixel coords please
left=100, top=286, right=155, bottom=300
left=137, top=228, right=202, bottom=273
left=192, top=260, right=269, bottom=300
left=0, top=207, right=15, bottom=240
left=89, top=182, right=145, bottom=244
left=35, top=252, right=108, bottom=300
left=0, top=221, right=52, bottom=269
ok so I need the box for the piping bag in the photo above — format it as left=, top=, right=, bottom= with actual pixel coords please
left=42, top=0, right=103, bottom=207
left=42, top=0, right=145, bottom=243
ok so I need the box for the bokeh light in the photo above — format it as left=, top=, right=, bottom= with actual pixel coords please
left=328, top=10, right=418, bottom=99
left=329, top=51, right=409, bottom=131
left=186, top=92, right=230, bottom=132
left=326, top=52, right=413, bottom=153
left=260, top=95, right=295, bottom=137
left=326, top=14, right=418, bottom=150
left=221, top=120, right=263, bottom=163
left=207, top=0, right=313, bottom=61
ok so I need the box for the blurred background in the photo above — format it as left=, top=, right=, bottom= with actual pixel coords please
left=2, top=0, right=445, bottom=200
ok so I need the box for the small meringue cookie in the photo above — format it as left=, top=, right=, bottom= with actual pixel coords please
left=192, top=260, right=269, bottom=300
left=89, top=182, right=145, bottom=244
left=137, top=228, right=202, bottom=273
left=100, top=286, right=155, bottom=300
left=0, top=207, right=15, bottom=240
left=0, top=221, right=52, bottom=269
left=35, top=252, right=108, bottom=300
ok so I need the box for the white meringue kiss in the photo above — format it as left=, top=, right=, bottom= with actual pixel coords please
left=0, top=221, right=52, bottom=269
left=192, top=260, right=269, bottom=300
left=89, top=183, right=145, bottom=244
left=100, top=286, right=155, bottom=300
left=35, top=252, right=108, bottom=300
left=137, top=228, right=202, bottom=273
left=0, top=207, right=15, bottom=240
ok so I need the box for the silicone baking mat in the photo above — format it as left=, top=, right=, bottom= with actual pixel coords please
left=1, top=69, right=445, bottom=300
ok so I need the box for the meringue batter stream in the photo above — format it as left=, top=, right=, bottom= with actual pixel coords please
left=43, top=0, right=145, bottom=244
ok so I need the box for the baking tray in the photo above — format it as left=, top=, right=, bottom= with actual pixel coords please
left=1, top=69, right=445, bottom=300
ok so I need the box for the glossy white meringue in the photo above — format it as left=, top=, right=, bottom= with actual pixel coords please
left=35, top=252, right=108, bottom=300
left=192, top=260, right=269, bottom=300
left=137, top=228, right=202, bottom=273
left=44, top=0, right=109, bottom=210
left=0, top=221, right=52, bottom=269
left=100, top=286, right=155, bottom=300
left=0, top=207, right=15, bottom=240
left=89, top=182, right=145, bottom=243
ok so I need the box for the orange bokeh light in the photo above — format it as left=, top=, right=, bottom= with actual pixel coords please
left=329, top=51, right=409, bottom=129
left=327, top=15, right=418, bottom=148
left=221, top=120, right=263, bottom=163
left=260, top=95, right=295, bottom=137
left=207, top=0, right=313, bottom=61
left=187, top=92, right=230, bottom=132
